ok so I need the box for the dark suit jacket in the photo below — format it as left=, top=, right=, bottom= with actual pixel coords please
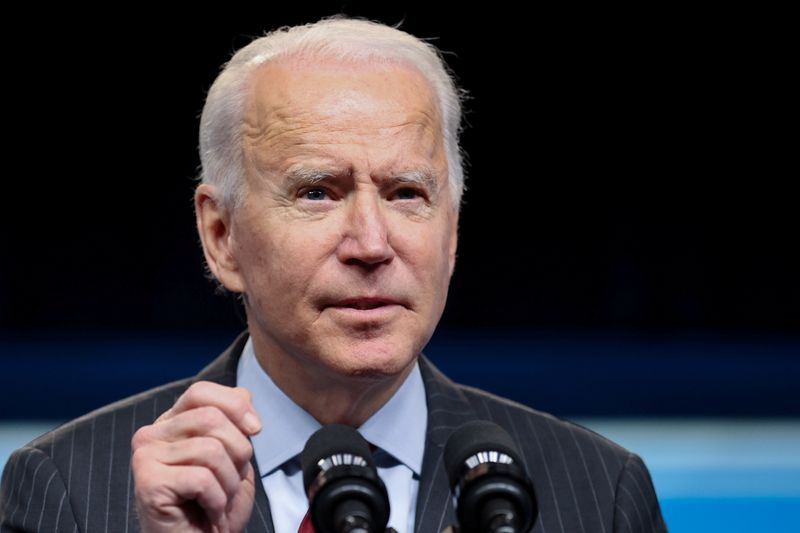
left=1, top=332, right=667, bottom=532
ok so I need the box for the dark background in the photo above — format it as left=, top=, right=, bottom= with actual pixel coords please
left=1, top=4, right=797, bottom=419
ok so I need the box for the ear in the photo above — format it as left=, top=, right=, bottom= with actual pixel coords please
left=448, top=208, right=459, bottom=278
left=195, top=183, right=246, bottom=293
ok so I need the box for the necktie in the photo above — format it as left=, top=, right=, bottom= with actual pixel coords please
left=298, top=510, right=315, bottom=533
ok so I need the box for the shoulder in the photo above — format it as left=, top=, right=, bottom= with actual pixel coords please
left=457, top=381, right=633, bottom=463
left=1, top=337, right=245, bottom=531
left=1, top=376, right=199, bottom=532
left=27, top=375, right=197, bottom=457
left=419, top=354, right=634, bottom=476
left=456, top=383, right=633, bottom=494
left=24, top=333, right=244, bottom=457
left=452, top=383, right=667, bottom=531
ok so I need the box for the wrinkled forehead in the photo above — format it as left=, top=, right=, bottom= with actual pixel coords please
left=243, top=54, right=444, bottom=138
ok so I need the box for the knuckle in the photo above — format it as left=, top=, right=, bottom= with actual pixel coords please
left=195, top=406, right=226, bottom=430
left=131, top=426, right=152, bottom=449
left=186, top=380, right=211, bottom=398
left=200, top=437, right=227, bottom=461
left=131, top=453, right=160, bottom=497
left=194, top=468, right=217, bottom=493
left=133, top=480, right=154, bottom=506
left=131, top=447, right=148, bottom=472
left=233, top=437, right=254, bottom=465
left=235, top=386, right=253, bottom=403
left=231, top=396, right=249, bottom=417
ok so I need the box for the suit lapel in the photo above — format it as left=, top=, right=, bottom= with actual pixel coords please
left=196, top=332, right=275, bottom=533
left=414, top=356, right=478, bottom=533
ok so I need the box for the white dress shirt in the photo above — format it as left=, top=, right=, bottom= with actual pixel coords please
left=236, top=337, right=428, bottom=533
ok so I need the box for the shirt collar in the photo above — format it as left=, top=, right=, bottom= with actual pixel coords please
left=236, top=336, right=427, bottom=477
left=358, top=359, right=427, bottom=476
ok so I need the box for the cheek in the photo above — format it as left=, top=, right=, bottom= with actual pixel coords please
left=398, top=223, right=455, bottom=285
left=245, top=222, right=341, bottom=293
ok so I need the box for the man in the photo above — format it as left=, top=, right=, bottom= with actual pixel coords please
left=1, top=16, right=667, bottom=533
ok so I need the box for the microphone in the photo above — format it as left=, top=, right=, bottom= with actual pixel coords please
left=301, top=424, right=390, bottom=533
left=443, top=421, right=538, bottom=533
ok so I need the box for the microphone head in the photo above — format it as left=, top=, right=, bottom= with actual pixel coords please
left=301, top=424, right=389, bottom=533
left=301, top=424, right=374, bottom=494
left=444, top=420, right=537, bottom=533
left=444, top=420, right=522, bottom=488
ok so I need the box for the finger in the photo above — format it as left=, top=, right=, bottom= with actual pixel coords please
left=145, top=437, right=244, bottom=503
left=135, top=406, right=254, bottom=475
left=158, top=382, right=261, bottom=435
left=134, top=461, right=230, bottom=526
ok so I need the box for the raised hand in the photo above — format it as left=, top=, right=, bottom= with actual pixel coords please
left=131, top=382, right=262, bottom=533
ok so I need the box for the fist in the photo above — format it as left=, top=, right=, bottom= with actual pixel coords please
left=131, top=382, right=262, bottom=533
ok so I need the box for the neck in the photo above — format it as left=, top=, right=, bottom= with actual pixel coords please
left=249, top=334, right=415, bottom=427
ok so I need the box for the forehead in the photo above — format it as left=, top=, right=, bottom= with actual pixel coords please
left=242, top=56, right=444, bottom=163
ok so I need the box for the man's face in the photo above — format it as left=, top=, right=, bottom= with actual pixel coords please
left=225, top=57, right=458, bottom=382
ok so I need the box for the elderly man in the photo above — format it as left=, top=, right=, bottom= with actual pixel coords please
left=1, top=16, right=666, bottom=533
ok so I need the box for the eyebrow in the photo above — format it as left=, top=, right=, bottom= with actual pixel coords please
left=393, top=168, right=440, bottom=195
left=283, top=166, right=441, bottom=194
left=283, top=167, right=339, bottom=188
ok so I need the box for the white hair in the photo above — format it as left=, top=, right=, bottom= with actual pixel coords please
left=198, top=15, right=469, bottom=210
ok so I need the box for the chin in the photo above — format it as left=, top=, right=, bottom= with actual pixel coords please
left=326, top=340, right=417, bottom=382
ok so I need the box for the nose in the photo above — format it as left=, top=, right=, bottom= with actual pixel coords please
left=336, top=190, right=395, bottom=267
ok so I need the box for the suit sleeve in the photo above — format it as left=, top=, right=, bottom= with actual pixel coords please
left=1, top=447, right=79, bottom=533
left=613, top=453, right=668, bottom=533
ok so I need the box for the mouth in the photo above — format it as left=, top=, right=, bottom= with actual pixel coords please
left=322, top=296, right=408, bottom=320
left=332, top=297, right=401, bottom=310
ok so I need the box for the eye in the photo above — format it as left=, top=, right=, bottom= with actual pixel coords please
left=303, top=188, right=328, bottom=201
left=393, top=187, right=422, bottom=200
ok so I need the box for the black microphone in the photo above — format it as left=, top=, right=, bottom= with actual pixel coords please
left=301, top=424, right=391, bottom=533
left=444, top=421, right=538, bottom=533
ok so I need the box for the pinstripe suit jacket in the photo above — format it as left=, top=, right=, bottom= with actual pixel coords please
left=1, top=332, right=667, bottom=532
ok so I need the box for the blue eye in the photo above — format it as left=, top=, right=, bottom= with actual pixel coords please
left=304, top=189, right=327, bottom=201
left=395, top=188, right=420, bottom=200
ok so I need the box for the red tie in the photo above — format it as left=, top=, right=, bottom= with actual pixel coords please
left=298, top=510, right=315, bottom=533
